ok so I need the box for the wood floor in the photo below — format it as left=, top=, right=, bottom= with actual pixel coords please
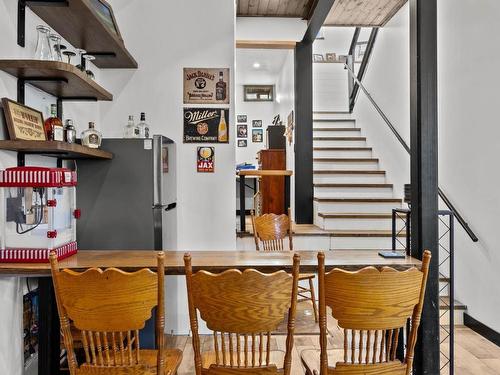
left=166, top=326, right=500, bottom=374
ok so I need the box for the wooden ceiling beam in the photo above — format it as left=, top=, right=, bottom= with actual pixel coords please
left=236, top=40, right=297, bottom=49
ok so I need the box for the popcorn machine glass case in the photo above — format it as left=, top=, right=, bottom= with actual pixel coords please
left=0, top=167, right=78, bottom=262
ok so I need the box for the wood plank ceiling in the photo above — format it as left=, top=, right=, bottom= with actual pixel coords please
left=237, top=0, right=317, bottom=19
left=324, top=0, right=407, bottom=27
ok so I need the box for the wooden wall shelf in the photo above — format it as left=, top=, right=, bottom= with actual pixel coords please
left=0, top=60, right=113, bottom=101
left=0, top=140, right=113, bottom=160
left=26, top=0, right=137, bottom=69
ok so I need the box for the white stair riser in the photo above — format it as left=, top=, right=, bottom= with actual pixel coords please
left=320, top=217, right=394, bottom=231
left=332, top=236, right=404, bottom=250
left=314, top=186, right=394, bottom=198
left=315, top=201, right=401, bottom=213
left=313, top=161, right=379, bottom=171
left=313, top=130, right=361, bottom=137
left=313, top=174, right=387, bottom=184
left=313, top=119, right=355, bottom=127
left=314, top=139, right=367, bottom=147
left=440, top=309, right=464, bottom=325
left=314, top=149, right=373, bottom=158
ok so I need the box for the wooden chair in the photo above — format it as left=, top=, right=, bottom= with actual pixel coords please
left=251, top=208, right=318, bottom=322
left=301, top=250, right=431, bottom=375
left=49, top=251, right=182, bottom=375
left=184, top=253, right=300, bottom=374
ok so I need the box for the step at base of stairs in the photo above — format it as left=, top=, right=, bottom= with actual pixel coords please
left=314, top=170, right=387, bottom=184
left=440, top=297, right=467, bottom=325
left=314, top=184, right=394, bottom=198
left=317, top=213, right=394, bottom=231
left=314, top=199, right=402, bottom=214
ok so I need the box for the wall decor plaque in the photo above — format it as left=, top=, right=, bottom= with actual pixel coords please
left=183, top=68, right=230, bottom=104
left=197, top=147, right=215, bottom=173
left=183, top=107, right=229, bottom=143
left=1, top=98, right=46, bottom=141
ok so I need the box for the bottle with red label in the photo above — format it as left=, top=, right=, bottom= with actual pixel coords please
left=44, top=104, right=64, bottom=141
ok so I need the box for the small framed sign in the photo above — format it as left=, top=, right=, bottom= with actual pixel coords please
left=237, top=124, right=247, bottom=138
left=197, top=147, right=215, bottom=173
left=237, top=140, right=247, bottom=147
left=1, top=98, right=46, bottom=141
left=252, top=128, right=263, bottom=143
left=184, top=68, right=230, bottom=105
left=237, top=115, right=247, bottom=123
left=183, top=107, right=229, bottom=143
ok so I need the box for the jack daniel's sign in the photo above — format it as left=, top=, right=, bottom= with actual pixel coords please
left=183, top=108, right=229, bottom=143
left=183, top=68, right=230, bottom=104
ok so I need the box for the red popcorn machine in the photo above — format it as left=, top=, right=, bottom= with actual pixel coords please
left=0, top=167, right=79, bottom=262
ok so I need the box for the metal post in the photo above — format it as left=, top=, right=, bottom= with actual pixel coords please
left=38, top=278, right=60, bottom=375
left=449, top=214, right=455, bottom=374
left=392, top=209, right=396, bottom=251
left=410, top=0, right=440, bottom=373
left=56, top=98, right=63, bottom=119
left=284, top=175, right=291, bottom=214
left=239, top=175, right=246, bottom=232
left=17, top=79, right=25, bottom=104
left=17, top=0, right=26, bottom=47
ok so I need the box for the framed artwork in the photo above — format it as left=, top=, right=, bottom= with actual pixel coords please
left=237, top=140, right=247, bottom=147
left=313, top=54, right=324, bottom=63
left=355, top=42, right=368, bottom=63
left=325, top=53, right=337, bottom=62
left=237, top=124, right=247, bottom=138
left=197, top=147, right=215, bottom=173
left=183, top=68, right=230, bottom=105
left=237, top=115, right=247, bottom=123
left=285, top=110, right=294, bottom=146
left=183, top=107, right=229, bottom=143
left=252, top=120, right=262, bottom=128
left=1, top=98, right=46, bottom=141
left=252, top=129, right=263, bottom=143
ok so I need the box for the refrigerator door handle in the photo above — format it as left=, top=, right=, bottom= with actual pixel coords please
left=164, top=202, right=177, bottom=211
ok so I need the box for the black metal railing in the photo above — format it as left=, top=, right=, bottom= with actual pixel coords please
left=344, top=62, right=478, bottom=243
left=392, top=208, right=455, bottom=375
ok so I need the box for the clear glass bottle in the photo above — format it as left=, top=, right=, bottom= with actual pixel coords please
left=81, top=122, right=102, bottom=149
left=124, top=115, right=140, bottom=138
left=44, top=104, right=64, bottom=141
left=64, top=119, right=76, bottom=143
left=218, top=109, right=228, bottom=142
left=34, top=25, right=53, bottom=61
left=137, top=112, right=150, bottom=138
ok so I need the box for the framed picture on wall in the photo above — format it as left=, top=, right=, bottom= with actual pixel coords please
left=237, top=140, right=247, bottom=147
left=237, top=115, right=247, bottom=123
left=252, top=129, right=263, bottom=143
left=1, top=98, right=46, bottom=141
left=252, top=120, right=262, bottom=128
left=237, top=124, right=247, bottom=138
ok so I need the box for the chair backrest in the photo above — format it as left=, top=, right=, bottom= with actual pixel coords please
left=184, top=253, right=300, bottom=375
left=251, top=207, right=293, bottom=251
left=50, top=251, right=166, bottom=375
left=317, top=250, right=431, bottom=375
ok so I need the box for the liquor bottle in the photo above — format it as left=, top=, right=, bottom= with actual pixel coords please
left=137, top=112, right=150, bottom=139
left=81, top=122, right=102, bottom=149
left=44, top=104, right=64, bottom=141
left=216, top=71, right=227, bottom=101
left=124, top=115, right=140, bottom=138
left=218, top=110, right=228, bottom=142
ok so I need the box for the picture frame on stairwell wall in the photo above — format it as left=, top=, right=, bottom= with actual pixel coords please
left=252, top=129, right=263, bottom=143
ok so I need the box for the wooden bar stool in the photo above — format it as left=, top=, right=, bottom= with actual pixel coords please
left=184, top=253, right=300, bottom=374
left=301, top=250, right=431, bottom=375
left=251, top=208, right=319, bottom=322
left=50, top=251, right=182, bottom=375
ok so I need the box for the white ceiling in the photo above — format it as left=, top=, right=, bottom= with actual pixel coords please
left=236, top=49, right=290, bottom=85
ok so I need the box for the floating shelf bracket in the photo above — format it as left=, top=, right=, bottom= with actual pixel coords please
left=18, top=0, right=69, bottom=47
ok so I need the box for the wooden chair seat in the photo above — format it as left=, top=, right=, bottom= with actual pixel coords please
left=301, top=349, right=406, bottom=374
left=77, top=349, right=182, bottom=375
left=201, top=350, right=286, bottom=370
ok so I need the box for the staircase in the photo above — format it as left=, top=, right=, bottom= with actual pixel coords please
left=312, top=114, right=404, bottom=250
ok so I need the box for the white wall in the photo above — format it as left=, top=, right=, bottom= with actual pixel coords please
left=236, top=17, right=307, bottom=41
left=353, top=1, right=500, bottom=332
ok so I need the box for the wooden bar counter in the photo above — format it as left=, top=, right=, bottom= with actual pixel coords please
left=0, top=250, right=420, bottom=277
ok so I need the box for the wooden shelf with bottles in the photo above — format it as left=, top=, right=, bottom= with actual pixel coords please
left=18, top=0, right=137, bottom=69
left=0, top=140, right=113, bottom=160
left=0, top=60, right=113, bottom=101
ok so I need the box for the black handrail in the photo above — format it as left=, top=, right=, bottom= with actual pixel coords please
left=345, top=63, right=479, bottom=243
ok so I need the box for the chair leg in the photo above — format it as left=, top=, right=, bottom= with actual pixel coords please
left=308, top=278, right=318, bottom=323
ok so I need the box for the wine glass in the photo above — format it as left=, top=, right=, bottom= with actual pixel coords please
left=49, top=34, right=63, bottom=61
left=83, top=55, right=96, bottom=79
left=75, top=49, right=87, bottom=71
left=62, top=50, right=76, bottom=64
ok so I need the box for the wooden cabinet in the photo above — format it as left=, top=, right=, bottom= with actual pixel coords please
left=258, top=149, right=286, bottom=214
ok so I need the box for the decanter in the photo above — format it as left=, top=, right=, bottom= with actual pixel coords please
left=81, top=122, right=102, bottom=149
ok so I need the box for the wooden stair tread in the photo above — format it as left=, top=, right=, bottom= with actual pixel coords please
left=314, top=197, right=402, bottom=202
left=314, top=170, right=386, bottom=175
left=313, top=147, right=372, bottom=151
left=319, top=213, right=393, bottom=219
left=313, top=158, right=378, bottom=162
left=314, top=137, right=366, bottom=141
left=330, top=230, right=406, bottom=237
left=313, top=127, right=361, bottom=131
left=440, top=297, right=467, bottom=310
left=314, top=183, right=393, bottom=188
left=313, top=117, right=354, bottom=121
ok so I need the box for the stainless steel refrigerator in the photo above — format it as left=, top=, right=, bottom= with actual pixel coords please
left=76, top=135, right=177, bottom=251
left=76, top=135, right=177, bottom=348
